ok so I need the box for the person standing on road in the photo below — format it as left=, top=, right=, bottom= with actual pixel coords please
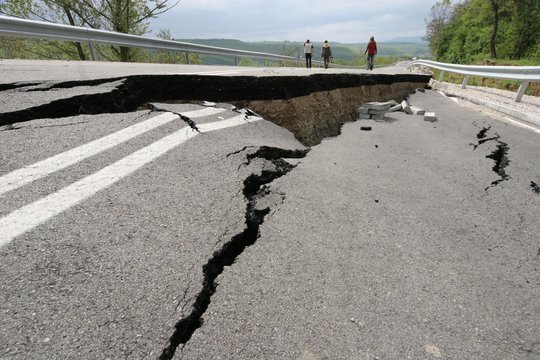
left=365, top=36, right=377, bottom=70
left=304, top=39, right=314, bottom=68
left=321, top=40, right=332, bottom=69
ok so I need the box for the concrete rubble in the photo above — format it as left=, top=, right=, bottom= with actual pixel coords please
left=424, top=112, right=437, bottom=122
left=401, top=100, right=413, bottom=114
left=358, top=94, right=437, bottom=122
left=357, top=101, right=398, bottom=121
left=410, top=105, right=426, bottom=115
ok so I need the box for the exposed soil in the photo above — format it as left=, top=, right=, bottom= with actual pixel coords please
left=0, top=73, right=430, bottom=146
left=234, top=82, right=420, bottom=146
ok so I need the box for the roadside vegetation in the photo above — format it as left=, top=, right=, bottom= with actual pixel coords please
left=0, top=0, right=181, bottom=62
left=425, top=0, right=540, bottom=95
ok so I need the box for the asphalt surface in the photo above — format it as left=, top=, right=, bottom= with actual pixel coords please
left=177, top=90, right=540, bottom=359
left=0, top=104, right=307, bottom=358
left=0, top=59, right=409, bottom=84
left=0, top=63, right=539, bottom=359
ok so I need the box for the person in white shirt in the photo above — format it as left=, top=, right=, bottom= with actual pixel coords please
left=304, top=39, right=314, bottom=68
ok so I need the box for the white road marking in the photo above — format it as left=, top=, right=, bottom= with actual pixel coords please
left=502, top=117, right=540, bottom=134
left=0, top=114, right=262, bottom=247
left=198, top=114, right=259, bottom=132
left=437, top=90, right=459, bottom=103
left=0, top=107, right=227, bottom=197
left=437, top=90, right=540, bottom=134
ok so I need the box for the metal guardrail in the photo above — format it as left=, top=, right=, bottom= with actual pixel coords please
left=0, top=15, right=299, bottom=65
left=408, top=59, right=540, bottom=102
left=0, top=15, right=353, bottom=69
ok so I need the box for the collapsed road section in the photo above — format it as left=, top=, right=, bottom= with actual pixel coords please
left=0, top=72, right=431, bottom=146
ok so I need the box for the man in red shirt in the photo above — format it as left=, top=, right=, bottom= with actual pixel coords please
left=365, top=36, right=377, bottom=70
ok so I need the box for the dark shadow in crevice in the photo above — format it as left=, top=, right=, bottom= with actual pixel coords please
left=24, top=78, right=125, bottom=92
left=0, top=73, right=431, bottom=128
left=0, top=82, right=42, bottom=91
left=159, top=147, right=308, bottom=360
left=485, top=140, right=510, bottom=190
left=530, top=181, right=540, bottom=195
left=147, top=104, right=201, bottom=133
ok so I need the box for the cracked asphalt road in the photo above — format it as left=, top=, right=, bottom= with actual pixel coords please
left=0, top=103, right=306, bottom=359
left=0, top=87, right=539, bottom=359
left=178, top=91, right=540, bottom=359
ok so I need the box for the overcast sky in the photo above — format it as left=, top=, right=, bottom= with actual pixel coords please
left=149, top=0, right=434, bottom=43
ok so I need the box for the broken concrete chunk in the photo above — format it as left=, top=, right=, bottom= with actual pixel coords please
left=389, top=104, right=402, bottom=112
left=424, top=112, right=437, bottom=122
left=401, top=100, right=412, bottom=114
left=410, top=106, right=426, bottom=115
left=358, top=113, right=371, bottom=119
left=371, top=114, right=386, bottom=121
left=358, top=107, right=370, bottom=114
left=367, top=109, right=388, bottom=115
left=362, top=101, right=393, bottom=111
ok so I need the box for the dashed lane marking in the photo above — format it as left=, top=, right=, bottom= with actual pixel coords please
left=0, top=114, right=262, bottom=247
left=0, top=107, right=227, bottom=197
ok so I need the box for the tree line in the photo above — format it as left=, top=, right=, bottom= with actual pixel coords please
left=425, top=0, right=540, bottom=63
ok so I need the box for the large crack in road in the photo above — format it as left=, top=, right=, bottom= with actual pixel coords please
left=485, top=141, right=510, bottom=189
left=0, top=73, right=429, bottom=146
left=472, top=125, right=511, bottom=190
left=148, top=104, right=202, bottom=133
left=159, top=146, right=309, bottom=360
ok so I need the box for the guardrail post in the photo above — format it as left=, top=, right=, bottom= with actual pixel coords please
left=461, top=76, right=469, bottom=89
left=185, top=51, right=190, bottom=64
left=439, top=71, right=445, bottom=82
left=88, top=42, right=97, bottom=61
left=515, top=80, right=529, bottom=102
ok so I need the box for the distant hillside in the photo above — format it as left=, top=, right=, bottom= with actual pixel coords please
left=176, top=39, right=429, bottom=65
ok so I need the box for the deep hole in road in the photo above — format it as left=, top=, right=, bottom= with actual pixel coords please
left=159, top=146, right=309, bottom=360
left=0, top=74, right=429, bottom=146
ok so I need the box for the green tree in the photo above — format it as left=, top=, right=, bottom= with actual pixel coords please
left=489, top=0, right=500, bottom=58
left=426, top=0, right=540, bottom=62
left=0, top=0, right=180, bottom=61
left=150, top=28, right=201, bottom=64
left=424, top=0, right=454, bottom=55
left=510, top=0, right=540, bottom=59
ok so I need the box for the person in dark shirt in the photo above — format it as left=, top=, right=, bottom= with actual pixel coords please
left=321, top=40, right=332, bottom=69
